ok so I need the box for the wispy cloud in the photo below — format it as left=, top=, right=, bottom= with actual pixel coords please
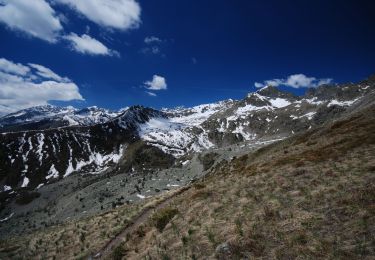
left=0, top=58, right=30, bottom=76
left=0, top=58, right=83, bottom=115
left=28, top=63, right=70, bottom=82
left=141, top=46, right=161, bottom=55
left=64, top=33, right=119, bottom=56
left=54, top=0, right=141, bottom=31
left=144, top=36, right=162, bottom=44
left=254, top=74, right=333, bottom=89
left=141, top=36, right=166, bottom=56
left=145, top=91, right=157, bottom=97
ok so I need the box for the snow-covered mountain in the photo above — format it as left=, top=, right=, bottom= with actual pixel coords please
left=0, top=75, right=374, bottom=192
left=139, top=81, right=374, bottom=155
left=0, top=105, right=124, bottom=133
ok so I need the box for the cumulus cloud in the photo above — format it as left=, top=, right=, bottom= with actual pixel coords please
left=55, top=0, right=141, bottom=30
left=144, top=75, right=167, bottom=90
left=254, top=74, right=333, bottom=89
left=64, top=33, right=119, bottom=56
left=0, top=0, right=137, bottom=56
left=0, top=58, right=83, bottom=115
left=0, top=0, right=63, bottom=43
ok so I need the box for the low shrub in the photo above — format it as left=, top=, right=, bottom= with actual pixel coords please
left=151, top=207, right=179, bottom=232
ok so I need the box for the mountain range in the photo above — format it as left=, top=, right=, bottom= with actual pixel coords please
left=1, top=76, right=374, bottom=192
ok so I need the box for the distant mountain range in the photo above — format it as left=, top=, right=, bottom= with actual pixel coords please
left=0, top=74, right=374, bottom=192
left=0, top=105, right=126, bottom=132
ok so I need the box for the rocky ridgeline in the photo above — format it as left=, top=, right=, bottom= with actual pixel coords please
left=0, top=76, right=374, bottom=192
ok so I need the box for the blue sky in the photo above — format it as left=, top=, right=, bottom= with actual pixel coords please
left=0, top=0, right=374, bottom=114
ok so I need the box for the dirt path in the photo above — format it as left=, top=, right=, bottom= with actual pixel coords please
left=91, top=186, right=191, bottom=259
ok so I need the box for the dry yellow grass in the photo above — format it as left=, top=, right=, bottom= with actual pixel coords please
left=0, top=188, right=187, bottom=259
left=0, top=203, right=143, bottom=259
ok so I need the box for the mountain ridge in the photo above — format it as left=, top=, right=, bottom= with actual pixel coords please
left=0, top=77, right=374, bottom=193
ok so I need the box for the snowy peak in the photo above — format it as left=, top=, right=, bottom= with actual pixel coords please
left=69, top=106, right=121, bottom=126
left=115, top=106, right=165, bottom=129
left=163, top=99, right=235, bottom=126
left=0, top=105, right=74, bottom=122
left=0, top=105, right=122, bottom=133
left=245, top=88, right=294, bottom=109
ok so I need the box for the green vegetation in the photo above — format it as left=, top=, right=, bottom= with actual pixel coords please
left=151, top=207, right=179, bottom=232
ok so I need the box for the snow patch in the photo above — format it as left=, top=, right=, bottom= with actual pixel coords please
left=328, top=99, right=358, bottom=107
left=64, top=145, right=124, bottom=177
left=21, top=176, right=29, bottom=187
left=269, top=98, right=291, bottom=108
left=36, top=133, right=45, bottom=165
left=0, top=213, right=14, bottom=222
left=136, top=194, right=146, bottom=199
left=46, top=165, right=59, bottom=179
left=167, top=184, right=180, bottom=187
left=3, top=185, right=11, bottom=192
left=181, top=160, right=189, bottom=166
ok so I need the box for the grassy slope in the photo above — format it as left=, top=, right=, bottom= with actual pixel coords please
left=0, top=189, right=187, bottom=259
left=115, top=105, right=375, bottom=259
left=0, top=203, right=143, bottom=259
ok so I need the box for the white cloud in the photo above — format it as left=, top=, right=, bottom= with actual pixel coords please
left=63, top=33, right=119, bottom=56
left=55, top=0, right=141, bottom=30
left=255, top=74, right=333, bottom=89
left=141, top=36, right=166, bottom=56
left=28, top=63, right=69, bottom=82
left=145, top=91, right=157, bottom=97
left=0, top=0, right=137, bottom=56
left=264, top=79, right=283, bottom=87
left=144, top=36, right=161, bottom=44
left=0, top=58, right=83, bottom=115
left=0, top=58, right=30, bottom=76
left=0, top=0, right=63, bottom=43
left=144, top=75, right=167, bottom=90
